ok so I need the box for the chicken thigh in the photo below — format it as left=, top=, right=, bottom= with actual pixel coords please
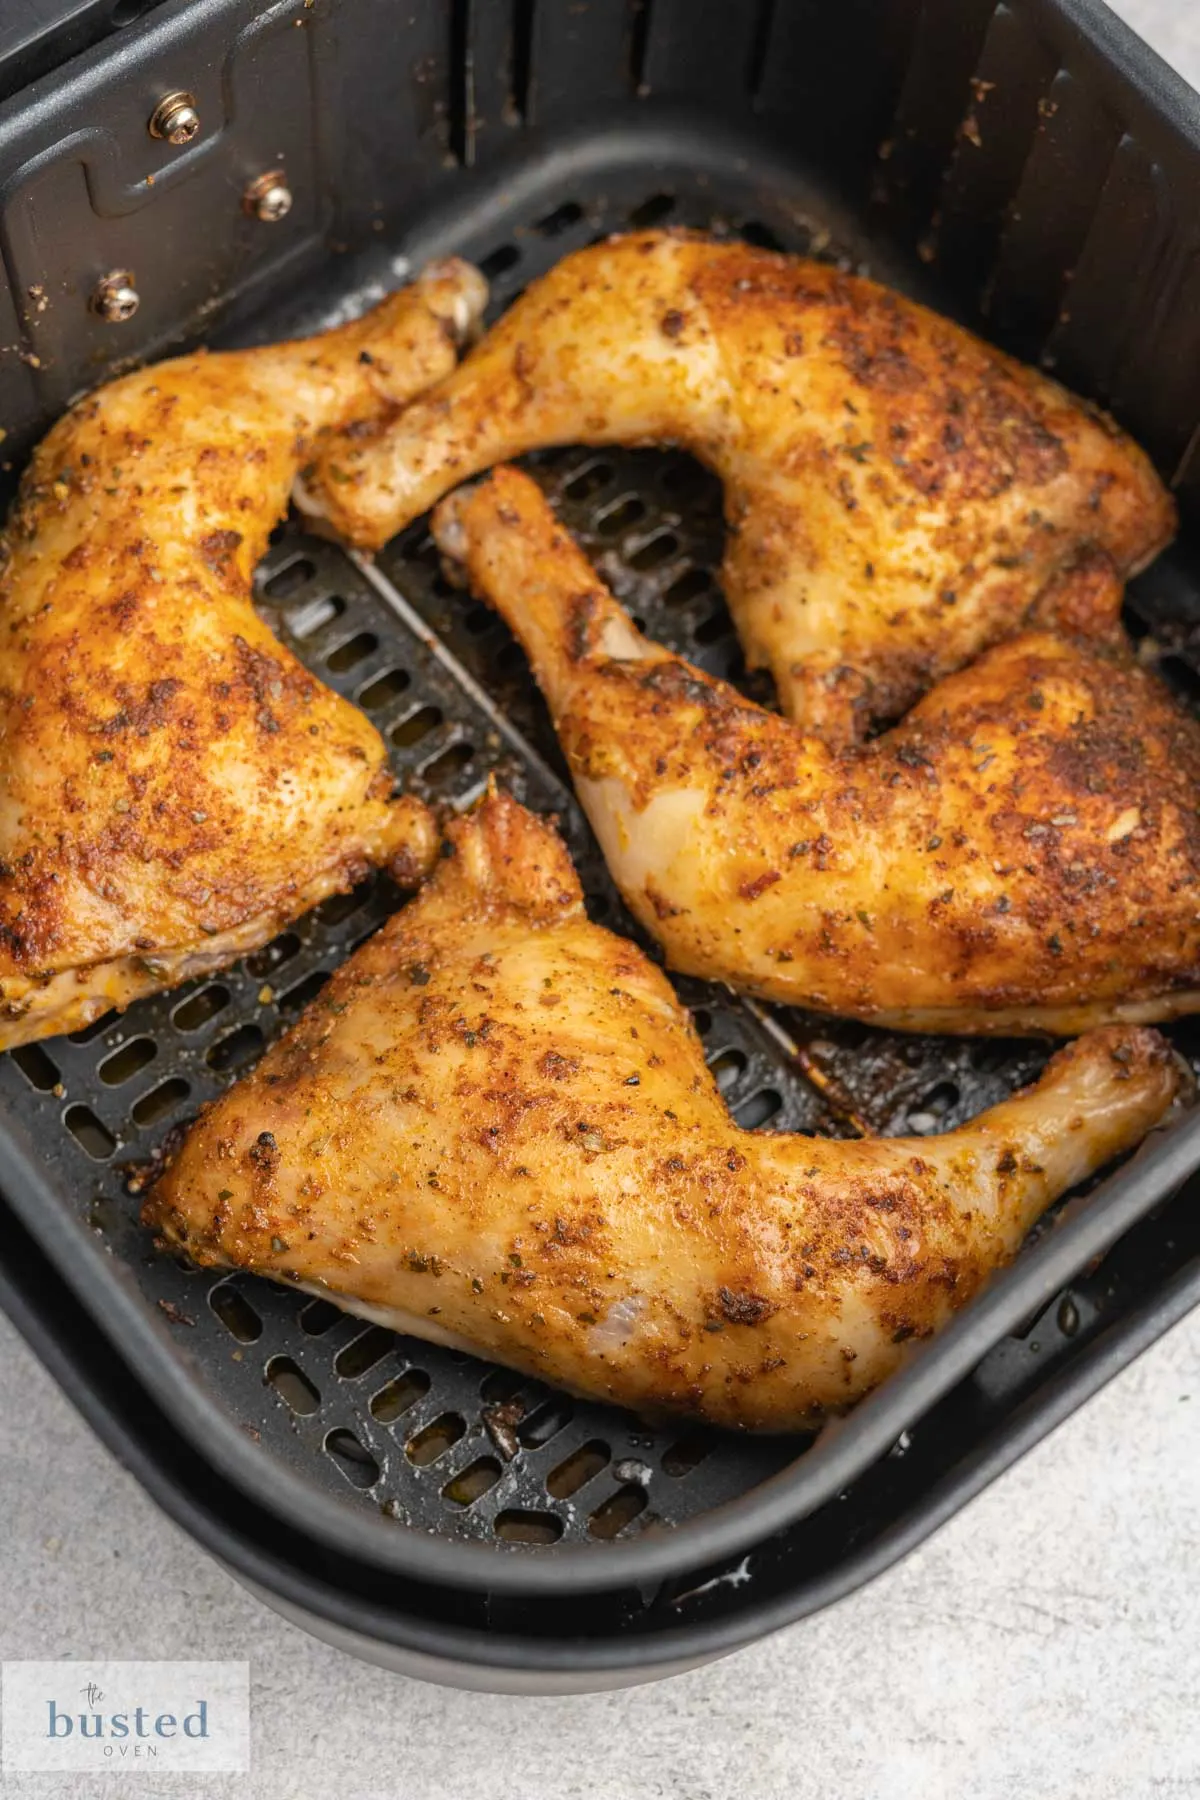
left=0, top=260, right=487, bottom=1047
left=145, top=790, right=1179, bottom=1431
left=433, top=468, right=1200, bottom=1035
left=302, top=231, right=1173, bottom=740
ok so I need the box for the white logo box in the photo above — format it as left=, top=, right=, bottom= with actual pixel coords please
left=2, top=1662, right=250, bottom=1773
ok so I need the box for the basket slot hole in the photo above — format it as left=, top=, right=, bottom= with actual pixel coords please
left=246, top=932, right=301, bottom=979
left=391, top=704, right=443, bottom=748
left=546, top=1439, right=610, bottom=1499
left=517, top=1395, right=574, bottom=1449
left=64, top=1104, right=115, bottom=1159
left=707, top=1046, right=747, bottom=1091
left=442, top=1455, right=503, bottom=1508
left=260, top=557, right=315, bottom=600
left=629, top=531, right=680, bottom=571
left=691, top=1007, right=712, bottom=1037
left=324, top=1427, right=380, bottom=1489
left=479, top=1368, right=524, bottom=1404
left=298, top=1297, right=342, bottom=1336
left=693, top=607, right=732, bottom=645
left=98, top=1036, right=157, bottom=1086
left=561, top=461, right=615, bottom=501
left=494, top=1508, right=564, bottom=1544
left=588, top=1484, right=649, bottom=1539
left=1155, top=655, right=1200, bottom=708
left=906, top=1081, right=961, bottom=1132
left=403, top=527, right=438, bottom=565
left=661, top=1430, right=715, bottom=1477
left=334, top=1325, right=396, bottom=1379
left=479, top=243, right=521, bottom=280
left=664, top=566, right=713, bottom=607
left=278, top=969, right=330, bottom=1016
left=371, top=1368, right=432, bottom=1422
left=209, top=1282, right=263, bottom=1344
left=659, top=457, right=713, bottom=500
left=628, top=192, right=675, bottom=228
left=112, top=0, right=166, bottom=23
left=206, top=1023, right=265, bottom=1075
left=9, top=1043, right=60, bottom=1091
left=534, top=200, right=585, bottom=237
left=535, top=448, right=581, bottom=472
left=131, top=1077, right=190, bottom=1127
left=68, top=1013, right=115, bottom=1044
left=265, top=1355, right=320, bottom=1415
left=462, top=602, right=494, bottom=636
left=421, top=741, right=475, bottom=790
left=315, top=883, right=372, bottom=927
left=358, top=667, right=412, bottom=709
left=172, top=984, right=230, bottom=1031
left=595, top=495, right=647, bottom=537
left=407, top=1412, right=466, bottom=1466
left=733, top=1087, right=782, bottom=1130
left=326, top=631, right=378, bottom=673
left=288, top=595, right=347, bottom=641
left=739, top=218, right=785, bottom=251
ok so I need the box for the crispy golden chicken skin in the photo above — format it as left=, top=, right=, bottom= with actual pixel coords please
left=145, top=791, right=1180, bottom=1432
left=302, top=231, right=1173, bottom=740
left=432, top=468, right=1200, bottom=1036
left=0, top=260, right=488, bottom=1047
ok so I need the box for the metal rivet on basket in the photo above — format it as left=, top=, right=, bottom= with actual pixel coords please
left=243, top=170, right=293, bottom=223
left=148, top=91, right=200, bottom=146
left=90, top=272, right=140, bottom=324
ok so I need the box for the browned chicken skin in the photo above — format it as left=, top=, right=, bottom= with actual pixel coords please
left=433, top=469, right=1200, bottom=1036
left=0, top=260, right=488, bottom=1047
left=145, top=791, right=1180, bottom=1432
left=303, top=231, right=1174, bottom=740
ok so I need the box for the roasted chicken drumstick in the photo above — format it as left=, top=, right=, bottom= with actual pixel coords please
left=433, top=468, right=1200, bottom=1036
left=0, top=260, right=487, bottom=1048
left=303, top=231, right=1173, bottom=740
left=145, top=791, right=1179, bottom=1431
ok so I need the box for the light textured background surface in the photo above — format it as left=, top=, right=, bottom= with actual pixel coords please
left=2, top=3, right=1199, bottom=1796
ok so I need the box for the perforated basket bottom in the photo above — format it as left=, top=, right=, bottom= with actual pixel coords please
left=5, top=177, right=1200, bottom=1552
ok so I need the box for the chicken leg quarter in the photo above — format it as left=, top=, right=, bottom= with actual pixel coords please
left=145, top=792, right=1180, bottom=1432
left=433, top=468, right=1200, bottom=1035
left=302, top=231, right=1174, bottom=740
left=0, top=260, right=487, bottom=1048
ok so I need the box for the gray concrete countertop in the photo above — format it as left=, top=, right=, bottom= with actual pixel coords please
left=2, top=4, right=1199, bottom=1796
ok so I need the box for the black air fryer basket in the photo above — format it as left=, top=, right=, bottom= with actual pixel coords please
left=2, top=0, right=1200, bottom=1689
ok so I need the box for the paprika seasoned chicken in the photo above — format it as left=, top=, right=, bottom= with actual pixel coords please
left=145, top=791, right=1180, bottom=1431
left=433, top=468, right=1200, bottom=1036
left=0, top=259, right=488, bottom=1048
left=302, top=231, right=1174, bottom=741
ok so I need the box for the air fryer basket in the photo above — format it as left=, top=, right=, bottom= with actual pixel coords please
left=2, top=0, right=1200, bottom=1622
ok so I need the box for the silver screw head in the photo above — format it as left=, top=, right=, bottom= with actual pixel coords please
left=243, top=170, right=293, bottom=223
left=148, top=91, right=200, bottom=146
left=90, top=272, right=140, bottom=323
